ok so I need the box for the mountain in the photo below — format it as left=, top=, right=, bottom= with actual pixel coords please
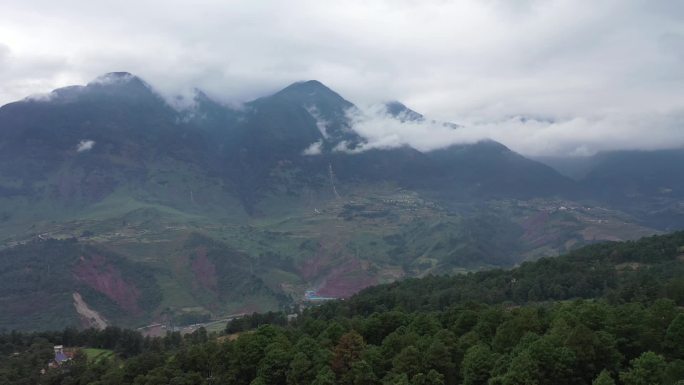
left=384, top=101, right=425, bottom=122
left=0, top=73, right=570, bottom=208
left=582, top=149, right=684, bottom=200
left=0, top=72, right=203, bottom=204
left=0, top=73, right=672, bottom=330
left=422, top=141, right=577, bottom=200
left=538, top=148, right=684, bottom=229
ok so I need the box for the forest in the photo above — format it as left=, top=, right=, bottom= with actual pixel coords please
left=1, top=232, right=683, bottom=385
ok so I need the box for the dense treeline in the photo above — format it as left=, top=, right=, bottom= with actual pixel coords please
left=225, top=311, right=289, bottom=333
left=0, top=232, right=683, bottom=384
left=3, top=301, right=682, bottom=384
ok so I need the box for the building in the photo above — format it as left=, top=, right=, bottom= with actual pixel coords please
left=47, top=345, right=73, bottom=369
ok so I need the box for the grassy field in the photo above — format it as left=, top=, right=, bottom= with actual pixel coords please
left=82, top=348, right=115, bottom=362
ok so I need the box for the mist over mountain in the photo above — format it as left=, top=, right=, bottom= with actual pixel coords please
left=2, top=2, right=683, bottom=384
left=0, top=73, right=574, bottom=209
left=0, top=73, right=681, bottom=331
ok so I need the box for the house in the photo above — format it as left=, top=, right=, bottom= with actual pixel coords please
left=47, top=345, right=73, bottom=368
left=54, top=345, right=69, bottom=363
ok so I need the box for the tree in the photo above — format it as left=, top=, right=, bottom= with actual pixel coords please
left=592, top=370, right=615, bottom=385
left=461, top=344, right=496, bottom=385
left=311, top=367, right=335, bottom=385
left=665, top=360, right=684, bottom=385
left=619, top=351, right=667, bottom=385
left=412, top=369, right=445, bottom=385
left=287, top=352, right=314, bottom=385
left=233, top=327, right=281, bottom=383
left=331, top=331, right=366, bottom=380
left=256, top=342, right=292, bottom=385
left=453, top=310, right=479, bottom=336
left=492, top=308, right=542, bottom=353
left=500, top=335, right=576, bottom=385
left=665, top=314, right=684, bottom=359
left=563, top=325, right=620, bottom=383
left=500, top=350, right=538, bottom=385
left=425, top=338, right=457, bottom=384
left=343, top=360, right=378, bottom=385
left=392, top=345, right=422, bottom=379
left=320, top=322, right=347, bottom=347
left=382, top=373, right=410, bottom=385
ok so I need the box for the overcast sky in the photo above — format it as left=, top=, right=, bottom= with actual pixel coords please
left=1, top=0, right=683, bottom=156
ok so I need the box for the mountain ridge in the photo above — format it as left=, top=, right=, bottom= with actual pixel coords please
left=0, top=72, right=678, bottom=331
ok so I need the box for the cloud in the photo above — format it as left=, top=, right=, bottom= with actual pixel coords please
left=76, top=139, right=95, bottom=152
left=302, top=140, right=323, bottom=156
left=347, top=105, right=684, bottom=157
left=0, top=0, right=682, bottom=156
left=344, top=105, right=472, bottom=153
left=89, top=72, right=138, bottom=86
left=305, top=106, right=330, bottom=139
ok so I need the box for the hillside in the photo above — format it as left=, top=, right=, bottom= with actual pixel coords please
left=0, top=239, right=162, bottom=331
left=0, top=235, right=289, bottom=332
left=313, top=231, right=684, bottom=317
left=0, top=73, right=677, bottom=330
left=1, top=232, right=683, bottom=385
left=538, top=149, right=684, bottom=230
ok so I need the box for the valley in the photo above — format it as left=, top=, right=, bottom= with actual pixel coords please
left=0, top=184, right=660, bottom=332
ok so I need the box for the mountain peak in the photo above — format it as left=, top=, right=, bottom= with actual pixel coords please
left=88, top=72, right=142, bottom=86
left=266, top=80, right=355, bottom=116
left=87, top=72, right=156, bottom=93
left=384, top=101, right=424, bottom=122
left=273, top=80, right=344, bottom=100
left=83, top=72, right=160, bottom=101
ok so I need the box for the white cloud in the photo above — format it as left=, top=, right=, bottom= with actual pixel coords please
left=89, top=72, right=137, bottom=86
left=302, top=140, right=323, bottom=156
left=0, top=0, right=682, bottom=156
left=347, top=105, right=684, bottom=157
left=76, top=139, right=95, bottom=152
left=345, top=105, right=471, bottom=153
left=305, top=106, right=330, bottom=139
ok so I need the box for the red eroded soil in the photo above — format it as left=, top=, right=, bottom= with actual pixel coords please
left=72, top=255, right=141, bottom=314
left=299, top=253, right=334, bottom=280
left=520, top=211, right=558, bottom=246
left=317, top=258, right=377, bottom=298
left=191, top=247, right=218, bottom=292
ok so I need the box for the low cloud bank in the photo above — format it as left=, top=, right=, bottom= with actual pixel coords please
left=346, top=105, right=684, bottom=157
